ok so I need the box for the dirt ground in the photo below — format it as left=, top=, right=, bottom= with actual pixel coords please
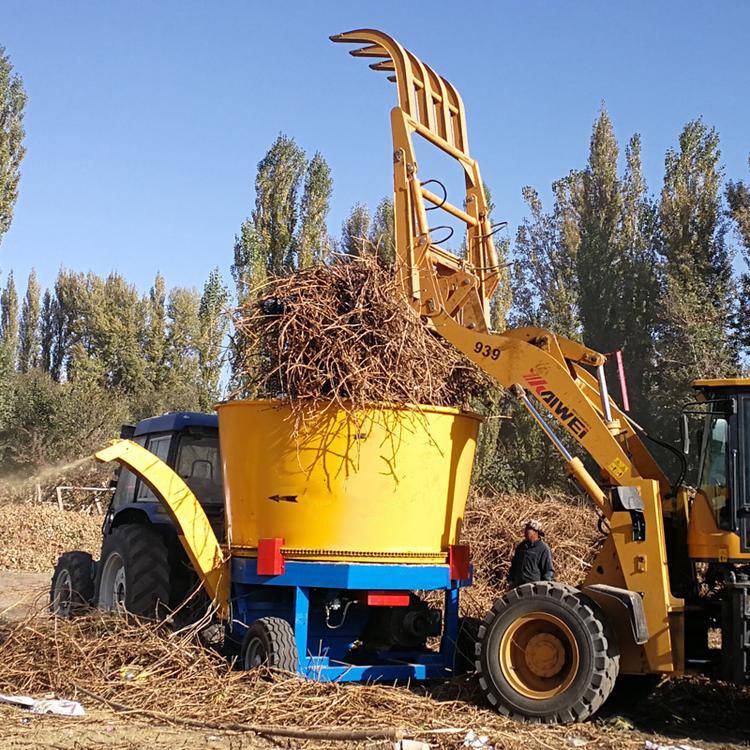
left=1, top=568, right=750, bottom=750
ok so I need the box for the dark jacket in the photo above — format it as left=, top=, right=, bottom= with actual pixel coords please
left=508, top=539, right=554, bottom=586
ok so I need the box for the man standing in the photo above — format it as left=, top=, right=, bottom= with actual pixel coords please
left=507, top=519, right=554, bottom=587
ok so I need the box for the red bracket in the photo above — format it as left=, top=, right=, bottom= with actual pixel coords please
left=449, top=544, right=471, bottom=581
left=257, top=537, right=285, bottom=576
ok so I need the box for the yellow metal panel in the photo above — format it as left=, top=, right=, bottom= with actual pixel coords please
left=691, top=378, right=750, bottom=388
left=688, top=492, right=750, bottom=562
left=95, top=439, right=229, bottom=618
left=217, top=400, right=480, bottom=562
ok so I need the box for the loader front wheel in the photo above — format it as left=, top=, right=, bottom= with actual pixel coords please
left=97, top=524, right=170, bottom=619
left=242, top=617, right=298, bottom=674
left=50, top=551, right=95, bottom=618
left=477, top=582, right=619, bottom=723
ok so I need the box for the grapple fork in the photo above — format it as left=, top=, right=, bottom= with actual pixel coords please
left=331, top=29, right=502, bottom=332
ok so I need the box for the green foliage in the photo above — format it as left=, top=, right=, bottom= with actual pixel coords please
left=0, top=369, right=129, bottom=472
left=370, top=197, right=396, bottom=266
left=511, top=184, right=581, bottom=338
left=143, top=272, right=167, bottom=387
left=726, top=158, right=750, bottom=356
left=17, top=268, right=39, bottom=372
left=296, top=152, right=333, bottom=268
left=341, top=203, right=371, bottom=256
left=197, top=268, right=229, bottom=410
left=575, top=108, right=623, bottom=355
left=653, top=120, right=737, bottom=432
left=0, top=270, right=18, bottom=370
left=0, top=46, right=26, bottom=247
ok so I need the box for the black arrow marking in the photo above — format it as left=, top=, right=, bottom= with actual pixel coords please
left=268, top=494, right=298, bottom=503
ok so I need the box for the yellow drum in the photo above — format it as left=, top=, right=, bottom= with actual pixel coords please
left=216, top=399, right=480, bottom=563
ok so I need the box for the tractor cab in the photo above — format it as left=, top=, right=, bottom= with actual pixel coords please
left=106, top=412, right=224, bottom=540
left=686, top=380, right=750, bottom=563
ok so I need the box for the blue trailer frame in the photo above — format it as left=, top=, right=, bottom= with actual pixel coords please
left=230, top=557, right=472, bottom=682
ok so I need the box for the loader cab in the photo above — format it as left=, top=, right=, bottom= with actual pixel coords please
left=107, top=412, right=224, bottom=540
left=686, top=380, right=750, bottom=562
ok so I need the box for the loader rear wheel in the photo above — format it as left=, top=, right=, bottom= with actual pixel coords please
left=50, top=551, right=95, bottom=618
left=477, top=582, right=619, bottom=723
left=242, top=617, right=298, bottom=674
left=96, top=524, right=170, bottom=619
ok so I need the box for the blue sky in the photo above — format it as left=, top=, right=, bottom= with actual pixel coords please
left=2, top=1, right=749, bottom=297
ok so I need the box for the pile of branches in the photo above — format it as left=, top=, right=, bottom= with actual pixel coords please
left=459, top=491, right=603, bottom=617
left=232, top=255, right=488, bottom=414
left=0, top=611, right=642, bottom=749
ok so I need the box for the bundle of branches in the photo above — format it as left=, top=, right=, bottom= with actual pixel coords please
left=232, top=255, right=488, bottom=415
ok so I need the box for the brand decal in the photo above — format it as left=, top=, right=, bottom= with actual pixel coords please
left=523, top=371, right=589, bottom=439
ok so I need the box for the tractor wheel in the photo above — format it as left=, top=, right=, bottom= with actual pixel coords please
left=241, top=617, right=298, bottom=674
left=96, top=524, right=170, bottom=619
left=477, top=582, right=619, bottom=724
left=454, top=616, right=482, bottom=675
left=50, top=551, right=95, bottom=618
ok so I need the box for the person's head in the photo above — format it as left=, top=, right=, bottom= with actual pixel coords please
left=524, top=519, right=544, bottom=542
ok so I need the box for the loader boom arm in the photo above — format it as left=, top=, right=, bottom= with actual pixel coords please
left=333, top=30, right=683, bottom=674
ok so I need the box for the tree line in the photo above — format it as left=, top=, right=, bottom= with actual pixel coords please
left=2, top=41, right=750, bottom=491
left=0, top=266, right=229, bottom=471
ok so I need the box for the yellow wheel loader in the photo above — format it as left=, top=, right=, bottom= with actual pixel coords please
left=331, top=29, right=750, bottom=722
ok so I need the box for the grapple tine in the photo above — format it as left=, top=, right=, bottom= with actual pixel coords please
left=369, top=60, right=396, bottom=71
left=350, top=44, right=389, bottom=58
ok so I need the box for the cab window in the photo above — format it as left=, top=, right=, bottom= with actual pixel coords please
left=112, top=435, right=146, bottom=508
left=699, top=414, right=730, bottom=529
left=136, top=434, right=172, bottom=501
left=175, top=431, right=223, bottom=506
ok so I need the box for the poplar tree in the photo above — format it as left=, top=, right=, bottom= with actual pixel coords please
left=165, top=287, right=201, bottom=389
left=726, top=159, right=750, bottom=356
left=575, top=108, right=622, bottom=355
left=253, top=134, right=307, bottom=275
left=0, top=271, right=18, bottom=370
left=370, top=197, right=396, bottom=266
left=654, top=120, right=736, bottom=424
left=38, top=290, right=55, bottom=374
left=0, top=47, right=26, bottom=247
left=617, top=135, right=660, bottom=423
left=296, top=152, right=332, bottom=268
left=341, top=203, right=371, bottom=256
left=511, top=182, right=581, bottom=338
left=143, top=272, right=167, bottom=386
left=17, top=268, right=40, bottom=372
left=198, top=268, right=229, bottom=409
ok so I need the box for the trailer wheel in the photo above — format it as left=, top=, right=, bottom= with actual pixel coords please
left=242, top=617, right=298, bottom=674
left=477, top=582, right=619, bottom=723
left=454, top=616, right=482, bottom=675
left=50, top=551, right=95, bottom=618
left=97, top=524, right=170, bottom=619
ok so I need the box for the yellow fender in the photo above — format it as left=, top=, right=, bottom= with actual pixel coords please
left=95, top=439, right=229, bottom=619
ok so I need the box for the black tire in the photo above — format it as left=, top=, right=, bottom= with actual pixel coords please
left=454, top=616, right=482, bottom=675
left=476, top=582, right=619, bottom=723
left=96, top=524, right=170, bottom=619
left=50, top=551, right=95, bottom=618
left=241, top=617, right=298, bottom=674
